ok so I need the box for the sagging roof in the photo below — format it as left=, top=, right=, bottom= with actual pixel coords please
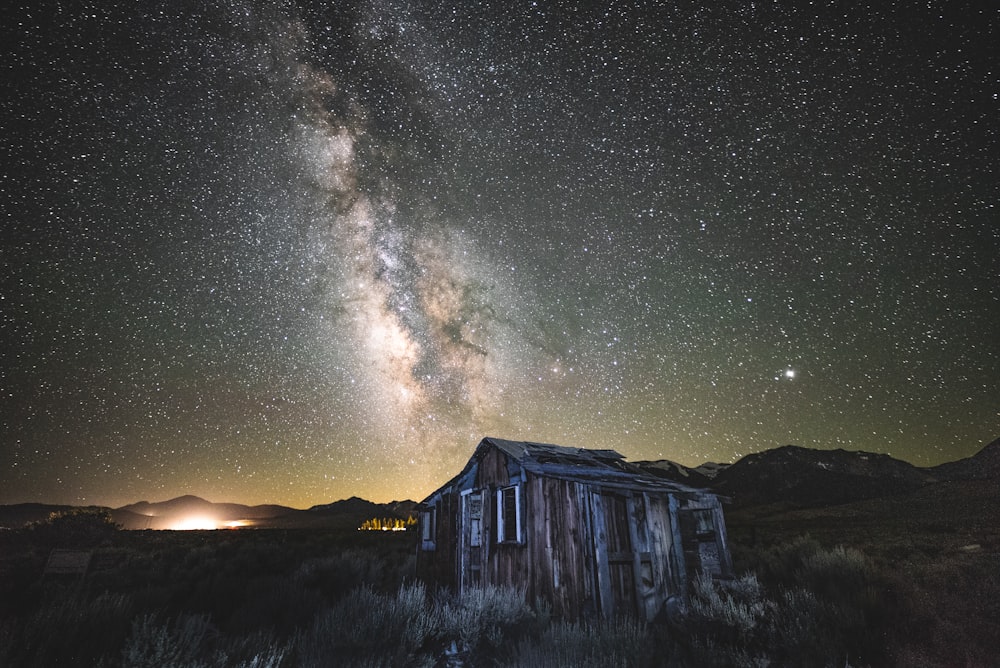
left=423, top=437, right=711, bottom=502
left=486, top=437, right=625, bottom=468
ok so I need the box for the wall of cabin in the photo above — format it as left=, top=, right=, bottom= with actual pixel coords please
left=415, top=488, right=459, bottom=588
left=417, top=444, right=732, bottom=622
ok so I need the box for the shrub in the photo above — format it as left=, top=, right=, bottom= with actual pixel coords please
left=294, top=550, right=388, bottom=601
left=683, top=572, right=772, bottom=667
left=295, top=582, right=436, bottom=667
left=435, top=584, right=534, bottom=656
left=2, top=590, right=133, bottom=667
left=121, top=613, right=217, bottom=668
left=226, top=574, right=321, bottom=636
left=508, top=617, right=649, bottom=668
left=673, top=545, right=887, bottom=668
left=745, top=535, right=824, bottom=589
left=27, top=508, right=121, bottom=548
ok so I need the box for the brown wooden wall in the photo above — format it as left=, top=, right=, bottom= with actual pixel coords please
left=415, top=489, right=458, bottom=589
left=532, top=476, right=598, bottom=618
left=417, top=444, right=729, bottom=621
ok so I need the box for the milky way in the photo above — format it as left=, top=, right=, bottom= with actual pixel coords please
left=1, top=0, right=998, bottom=506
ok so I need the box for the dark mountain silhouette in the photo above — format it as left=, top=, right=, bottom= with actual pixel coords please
left=119, top=496, right=295, bottom=521
left=306, top=496, right=418, bottom=530
left=709, top=445, right=934, bottom=508
left=309, top=496, right=419, bottom=518
left=636, top=438, right=999, bottom=509
left=308, top=495, right=384, bottom=516
left=929, top=436, right=1000, bottom=481
left=385, top=499, right=420, bottom=517
left=3, top=438, right=996, bottom=527
left=0, top=495, right=419, bottom=530
left=632, top=459, right=715, bottom=488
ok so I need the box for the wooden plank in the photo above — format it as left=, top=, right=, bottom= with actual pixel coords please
left=667, top=494, right=689, bottom=595
left=645, top=492, right=680, bottom=609
left=601, top=492, right=637, bottom=617
left=712, top=501, right=735, bottom=578
left=589, top=491, right=614, bottom=618
left=577, top=482, right=596, bottom=619
left=626, top=495, right=649, bottom=619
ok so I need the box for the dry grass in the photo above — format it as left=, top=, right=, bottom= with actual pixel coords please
left=2, top=482, right=996, bottom=666
left=725, top=479, right=1000, bottom=666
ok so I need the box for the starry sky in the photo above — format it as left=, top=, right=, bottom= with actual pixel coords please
left=2, top=0, right=998, bottom=508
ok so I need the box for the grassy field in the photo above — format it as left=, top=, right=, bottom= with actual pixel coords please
left=1, top=484, right=996, bottom=667
left=724, top=479, right=1000, bottom=667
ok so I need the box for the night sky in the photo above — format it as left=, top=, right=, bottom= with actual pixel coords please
left=2, top=0, right=998, bottom=508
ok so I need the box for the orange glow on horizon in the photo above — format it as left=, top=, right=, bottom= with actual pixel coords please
left=169, top=516, right=218, bottom=530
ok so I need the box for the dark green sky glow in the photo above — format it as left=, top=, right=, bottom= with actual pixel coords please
left=2, top=0, right=997, bottom=507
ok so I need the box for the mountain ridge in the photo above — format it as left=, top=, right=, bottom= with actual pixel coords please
left=0, top=495, right=420, bottom=530
left=635, top=437, right=999, bottom=509
left=3, top=438, right=996, bottom=528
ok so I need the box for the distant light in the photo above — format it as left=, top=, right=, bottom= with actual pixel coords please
left=785, top=369, right=796, bottom=379
left=223, top=520, right=253, bottom=529
left=170, top=516, right=218, bottom=530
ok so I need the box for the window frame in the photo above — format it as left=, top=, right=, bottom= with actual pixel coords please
left=496, top=483, right=523, bottom=544
left=420, top=508, right=436, bottom=551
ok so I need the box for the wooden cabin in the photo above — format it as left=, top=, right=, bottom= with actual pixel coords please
left=416, top=437, right=733, bottom=621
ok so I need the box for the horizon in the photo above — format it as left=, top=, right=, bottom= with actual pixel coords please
left=3, top=2, right=997, bottom=509
left=4, top=435, right=995, bottom=510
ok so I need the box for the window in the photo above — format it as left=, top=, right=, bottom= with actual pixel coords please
left=468, top=493, right=483, bottom=547
left=420, top=509, right=436, bottom=550
left=496, top=484, right=522, bottom=543
left=691, top=509, right=715, bottom=537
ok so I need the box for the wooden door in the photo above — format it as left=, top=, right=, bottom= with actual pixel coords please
left=459, top=489, right=485, bottom=593
left=591, top=491, right=639, bottom=617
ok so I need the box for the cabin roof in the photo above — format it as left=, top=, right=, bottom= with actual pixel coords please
left=423, top=437, right=711, bottom=502
left=486, top=437, right=625, bottom=468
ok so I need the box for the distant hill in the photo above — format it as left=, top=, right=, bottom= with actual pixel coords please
left=113, top=496, right=299, bottom=529
left=929, top=437, right=1000, bottom=481
left=632, top=459, right=715, bottom=488
left=308, top=495, right=385, bottom=516
left=636, top=438, right=999, bottom=510
left=0, top=495, right=419, bottom=530
left=121, top=494, right=296, bottom=518
left=709, top=445, right=934, bottom=508
left=3, top=438, right=996, bottom=528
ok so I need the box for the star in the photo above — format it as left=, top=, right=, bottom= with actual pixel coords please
left=1, top=0, right=996, bottom=507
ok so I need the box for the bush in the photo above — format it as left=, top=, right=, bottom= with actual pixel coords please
left=509, top=617, right=649, bottom=668
left=3, top=590, right=133, bottom=667
left=295, top=582, right=436, bottom=667
left=121, top=613, right=217, bottom=668
left=673, top=545, right=887, bottom=667
left=27, top=508, right=121, bottom=548
left=295, top=583, right=544, bottom=667
left=435, top=584, right=535, bottom=657
left=294, top=550, right=389, bottom=601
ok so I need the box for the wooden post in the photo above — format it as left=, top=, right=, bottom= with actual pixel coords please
left=589, top=491, right=613, bottom=618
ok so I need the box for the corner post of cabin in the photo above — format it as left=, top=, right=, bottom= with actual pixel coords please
left=712, top=499, right=734, bottom=578
left=667, top=493, right=688, bottom=598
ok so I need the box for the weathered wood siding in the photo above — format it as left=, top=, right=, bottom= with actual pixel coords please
left=476, top=446, right=530, bottom=595
left=415, top=489, right=459, bottom=589
left=588, top=489, right=684, bottom=620
left=417, top=440, right=733, bottom=622
left=677, top=495, right=734, bottom=580
left=522, top=475, right=598, bottom=619
left=475, top=446, right=514, bottom=488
